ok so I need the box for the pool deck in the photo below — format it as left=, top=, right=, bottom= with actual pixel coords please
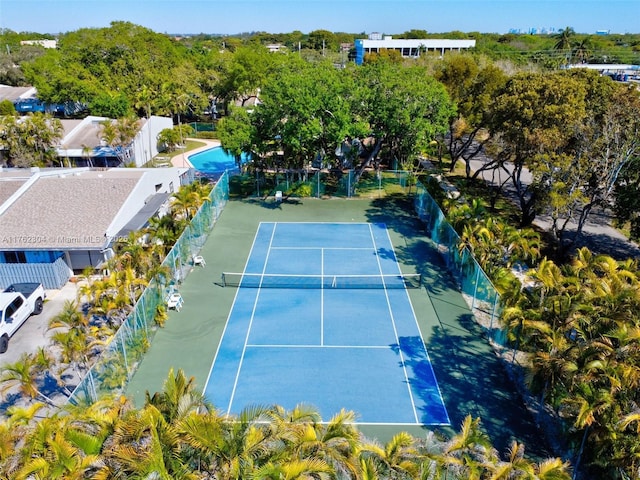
left=171, top=138, right=221, bottom=168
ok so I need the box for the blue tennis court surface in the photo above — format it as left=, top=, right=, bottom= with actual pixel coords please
left=204, top=222, right=449, bottom=425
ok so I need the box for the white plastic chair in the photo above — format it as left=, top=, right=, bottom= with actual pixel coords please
left=275, top=191, right=283, bottom=202
left=193, top=255, right=206, bottom=267
left=167, top=292, right=183, bottom=311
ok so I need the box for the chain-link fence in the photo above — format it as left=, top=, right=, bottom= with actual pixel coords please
left=68, top=173, right=230, bottom=406
left=233, top=168, right=414, bottom=199
left=413, top=179, right=507, bottom=347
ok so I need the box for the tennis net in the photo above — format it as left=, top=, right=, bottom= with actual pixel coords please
left=221, top=272, right=422, bottom=289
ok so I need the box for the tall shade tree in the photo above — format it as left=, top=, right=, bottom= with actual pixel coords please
left=214, top=44, right=274, bottom=115
left=0, top=112, right=63, bottom=167
left=23, top=21, right=188, bottom=116
left=435, top=54, right=507, bottom=177
left=252, top=59, right=366, bottom=170
left=488, top=71, right=588, bottom=226
left=216, top=105, right=253, bottom=168
left=354, top=60, right=455, bottom=175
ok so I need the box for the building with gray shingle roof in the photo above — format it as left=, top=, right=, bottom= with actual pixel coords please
left=0, top=167, right=192, bottom=288
left=0, top=85, right=36, bottom=103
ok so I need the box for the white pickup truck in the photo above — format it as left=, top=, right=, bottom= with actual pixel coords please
left=0, top=283, right=46, bottom=354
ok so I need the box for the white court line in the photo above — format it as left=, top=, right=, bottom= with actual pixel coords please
left=267, top=221, right=370, bottom=225
left=369, top=223, right=420, bottom=424
left=270, top=246, right=372, bottom=250
left=321, top=248, right=324, bottom=346
left=246, top=344, right=390, bottom=349
left=225, top=223, right=278, bottom=415
left=383, top=228, right=450, bottom=425
left=202, top=222, right=266, bottom=407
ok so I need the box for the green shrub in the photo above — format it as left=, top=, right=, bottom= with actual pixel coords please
left=196, top=131, right=217, bottom=140
left=289, top=182, right=312, bottom=197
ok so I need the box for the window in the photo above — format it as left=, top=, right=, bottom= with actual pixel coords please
left=6, top=297, right=23, bottom=318
left=3, top=251, right=26, bottom=263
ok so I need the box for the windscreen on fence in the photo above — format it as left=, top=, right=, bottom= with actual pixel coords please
left=413, top=180, right=506, bottom=348
left=68, top=172, right=230, bottom=406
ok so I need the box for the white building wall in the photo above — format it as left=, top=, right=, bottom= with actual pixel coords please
left=132, top=116, right=173, bottom=167
left=104, top=168, right=189, bottom=241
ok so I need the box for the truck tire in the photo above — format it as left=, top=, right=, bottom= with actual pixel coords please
left=34, top=298, right=44, bottom=315
left=0, top=335, right=8, bottom=354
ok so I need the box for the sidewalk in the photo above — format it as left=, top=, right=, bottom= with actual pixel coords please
left=171, top=138, right=221, bottom=168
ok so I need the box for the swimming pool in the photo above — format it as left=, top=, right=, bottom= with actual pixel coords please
left=188, top=146, right=249, bottom=177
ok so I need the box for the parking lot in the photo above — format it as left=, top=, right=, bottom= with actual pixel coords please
left=0, top=282, right=78, bottom=366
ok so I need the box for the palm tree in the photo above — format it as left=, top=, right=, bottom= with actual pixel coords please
left=441, top=416, right=496, bottom=480
left=250, top=458, right=334, bottom=479
left=48, top=300, right=88, bottom=331
left=100, top=115, right=140, bottom=166
left=562, top=381, right=616, bottom=479
left=100, top=403, right=196, bottom=479
left=171, top=186, right=202, bottom=220
left=554, top=27, right=575, bottom=52
left=0, top=353, right=59, bottom=407
left=145, top=368, right=212, bottom=423
left=14, top=428, right=101, bottom=480
left=572, top=37, right=592, bottom=64
left=273, top=407, right=361, bottom=479
left=81, top=144, right=94, bottom=168
left=359, top=431, right=422, bottom=479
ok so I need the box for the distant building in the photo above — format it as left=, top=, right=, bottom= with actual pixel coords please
left=266, top=44, right=285, bottom=53
left=354, top=34, right=476, bottom=65
left=596, top=30, right=610, bottom=35
left=20, top=39, right=57, bottom=49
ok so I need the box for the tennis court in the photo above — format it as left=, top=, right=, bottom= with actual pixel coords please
left=203, top=221, right=449, bottom=425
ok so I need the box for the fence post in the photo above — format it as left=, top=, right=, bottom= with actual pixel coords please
left=471, top=265, right=480, bottom=312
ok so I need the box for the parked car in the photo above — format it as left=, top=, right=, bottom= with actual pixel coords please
left=0, top=283, right=46, bottom=353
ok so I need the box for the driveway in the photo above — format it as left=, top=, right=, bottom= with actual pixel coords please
left=0, top=282, right=78, bottom=366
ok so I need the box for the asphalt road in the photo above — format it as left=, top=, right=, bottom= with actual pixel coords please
left=467, top=154, right=640, bottom=260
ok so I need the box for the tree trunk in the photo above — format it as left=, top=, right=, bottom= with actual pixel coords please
left=353, top=139, right=383, bottom=183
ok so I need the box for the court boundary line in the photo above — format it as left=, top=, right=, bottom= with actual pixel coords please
left=246, top=344, right=392, bottom=349
left=262, top=221, right=371, bottom=225
left=205, top=220, right=448, bottom=426
left=226, top=223, right=279, bottom=415
left=382, top=228, right=451, bottom=425
left=202, top=223, right=266, bottom=410
left=369, top=223, right=420, bottom=424
left=245, top=420, right=451, bottom=427
left=320, top=248, right=325, bottom=346
left=270, top=246, right=373, bottom=250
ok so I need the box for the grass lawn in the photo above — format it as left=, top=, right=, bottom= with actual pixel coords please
left=144, top=140, right=209, bottom=167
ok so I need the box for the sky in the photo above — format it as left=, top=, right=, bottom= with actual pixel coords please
left=0, top=0, right=638, bottom=36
